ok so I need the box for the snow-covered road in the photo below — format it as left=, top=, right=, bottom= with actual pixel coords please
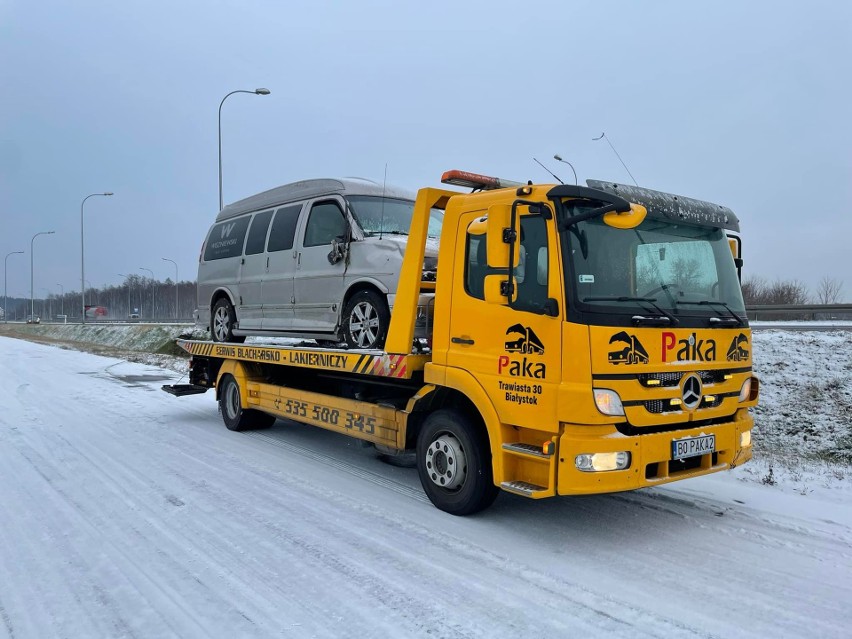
left=1, top=337, right=850, bottom=638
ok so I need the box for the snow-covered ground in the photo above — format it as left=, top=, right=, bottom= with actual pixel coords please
left=1, top=332, right=851, bottom=637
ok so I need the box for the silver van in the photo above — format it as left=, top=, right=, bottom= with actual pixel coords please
left=196, top=177, right=441, bottom=348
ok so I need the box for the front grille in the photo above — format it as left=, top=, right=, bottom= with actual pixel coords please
left=639, top=369, right=729, bottom=388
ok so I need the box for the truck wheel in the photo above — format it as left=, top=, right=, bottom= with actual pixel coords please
left=416, top=409, right=499, bottom=515
left=341, top=290, right=389, bottom=349
left=212, top=297, right=245, bottom=343
left=218, top=374, right=275, bottom=431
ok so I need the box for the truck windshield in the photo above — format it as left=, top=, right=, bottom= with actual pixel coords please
left=347, top=196, right=443, bottom=238
left=563, top=212, right=746, bottom=327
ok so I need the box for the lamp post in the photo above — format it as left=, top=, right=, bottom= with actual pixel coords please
left=81, top=192, right=113, bottom=323
left=31, top=231, right=55, bottom=319
left=140, top=267, right=155, bottom=319
left=57, top=283, right=64, bottom=317
left=161, top=258, right=179, bottom=319
left=4, top=250, right=24, bottom=323
left=552, top=154, right=578, bottom=186
left=219, top=87, right=270, bottom=211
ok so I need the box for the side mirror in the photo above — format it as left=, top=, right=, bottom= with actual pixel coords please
left=486, top=204, right=520, bottom=269
left=484, top=274, right=517, bottom=304
left=603, top=203, right=647, bottom=229
left=327, top=238, right=345, bottom=265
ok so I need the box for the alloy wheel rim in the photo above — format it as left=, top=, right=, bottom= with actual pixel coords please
left=350, top=302, right=379, bottom=347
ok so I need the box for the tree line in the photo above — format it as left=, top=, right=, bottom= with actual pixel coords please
left=3, top=275, right=197, bottom=321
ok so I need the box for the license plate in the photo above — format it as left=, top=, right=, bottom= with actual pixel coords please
left=671, top=434, right=715, bottom=460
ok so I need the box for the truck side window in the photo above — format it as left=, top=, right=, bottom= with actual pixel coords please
left=244, top=209, right=274, bottom=255
left=267, top=204, right=302, bottom=252
left=464, top=234, right=488, bottom=300
left=514, top=216, right=548, bottom=313
left=304, top=201, right=347, bottom=247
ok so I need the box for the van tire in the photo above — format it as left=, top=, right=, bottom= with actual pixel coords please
left=341, top=290, right=389, bottom=350
left=416, top=409, right=499, bottom=516
left=212, top=298, right=245, bottom=343
left=218, top=374, right=275, bottom=431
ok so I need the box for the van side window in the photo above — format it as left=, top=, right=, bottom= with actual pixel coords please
left=244, top=209, right=274, bottom=255
left=267, top=204, right=302, bottom=252
left=203, top=216, right=251, bottom=261
left=304, top=201, right=347, bottom=247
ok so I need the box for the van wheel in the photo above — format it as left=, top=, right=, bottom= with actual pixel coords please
left=341, top=290, right=389, bottom=349
left=416, top=409, right=499, bottom=515
left=212, top=298, right=245, bottom=343
left=218, top=374, right=275, bottom=431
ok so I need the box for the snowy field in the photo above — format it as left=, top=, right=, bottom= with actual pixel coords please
left=0, top=330, right=851, bottom=637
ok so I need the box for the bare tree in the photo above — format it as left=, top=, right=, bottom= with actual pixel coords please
left=816, top=276, right=843, bottom=304
left=741, top=276, right=768, bottom=305
left=766, top=279, right=809, bottom=305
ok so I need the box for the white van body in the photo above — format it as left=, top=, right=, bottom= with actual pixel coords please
left=196, top=178, right=439, bottom=347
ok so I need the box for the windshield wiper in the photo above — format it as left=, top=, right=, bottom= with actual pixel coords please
left=364, top=229, right=408, bottom=237
left=676, top=298, right=745, bottom=326
left=583, top=296, right=680, bottom=326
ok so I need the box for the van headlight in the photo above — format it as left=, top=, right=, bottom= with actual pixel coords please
left=593, top=389, right=624, bottom=416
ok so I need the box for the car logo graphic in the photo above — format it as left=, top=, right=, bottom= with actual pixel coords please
left=681, top=374, right=702, bottom=410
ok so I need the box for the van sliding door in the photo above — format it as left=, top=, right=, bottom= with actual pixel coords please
left=262, top=204, right=302, bottom=330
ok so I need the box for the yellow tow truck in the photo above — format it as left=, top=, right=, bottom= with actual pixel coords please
left=165, top=170, right=759, bottom=515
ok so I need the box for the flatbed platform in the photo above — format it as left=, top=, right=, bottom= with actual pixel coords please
left=176, top=339, right=430, bottom=380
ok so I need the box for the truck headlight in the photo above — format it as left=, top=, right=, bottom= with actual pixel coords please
left=575, top=451, right=631, bottom=472
left=740, top=430, right=752, bottom=447
left=593, top=388, right=624, bottom=416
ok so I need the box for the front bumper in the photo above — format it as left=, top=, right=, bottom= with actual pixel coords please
left=556, top=409, right=753, bottom=495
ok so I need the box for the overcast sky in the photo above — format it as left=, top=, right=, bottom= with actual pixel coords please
left=1, top=0, right=850, bottom=302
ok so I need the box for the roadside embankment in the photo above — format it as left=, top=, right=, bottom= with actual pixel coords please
left=0, top=322, right=203, bottom=356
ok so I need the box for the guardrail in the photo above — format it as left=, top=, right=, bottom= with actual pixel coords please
left=746, top=303, right=852, bottom=321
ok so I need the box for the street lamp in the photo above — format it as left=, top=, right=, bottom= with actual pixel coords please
left=162, top=257, right=178, bottom=319
left=81, top=192, right=113, bottom=323
left=553, top=154, right=578, bottom=186
left=57, top=283, right=64, bottom=317
left=4, top=250, right=24, bottom=323
left=219, top=87, right=270, bottom=210
left=140, top=267, right=155, bottom=319
left=31, top=231, right=55, bottom=319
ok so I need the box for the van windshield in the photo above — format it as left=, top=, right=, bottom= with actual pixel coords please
left=347, top=196, right=443, bottom=238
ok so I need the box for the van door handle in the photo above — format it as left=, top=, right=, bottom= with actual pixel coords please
left=451, top=336, right=475, bottom=345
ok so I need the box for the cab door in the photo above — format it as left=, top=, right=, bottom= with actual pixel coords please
left=445, top=209, right=562, bottom=429
left=292, top=198, right=349, bottom=330
left=261, top=203, right=303, bottom=330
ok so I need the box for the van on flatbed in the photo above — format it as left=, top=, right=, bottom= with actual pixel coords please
left=196, top=177, right=441, bottom=349
left=167, top=170, right=758, bottom=515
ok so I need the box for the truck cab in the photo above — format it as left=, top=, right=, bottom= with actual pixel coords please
left=397, top=171, right=757, bottom=504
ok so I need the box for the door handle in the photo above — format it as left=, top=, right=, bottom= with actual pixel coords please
left=451, top=337, right=475, bottom=345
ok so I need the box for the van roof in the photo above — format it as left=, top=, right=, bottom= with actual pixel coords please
left=216, top=177, right=416, bottom=221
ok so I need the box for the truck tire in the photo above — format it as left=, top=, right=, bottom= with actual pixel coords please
left=341, top=289, right=390, bottom=349
left=218, top=374, right=275, bottom=431
left=212, top=297, right=245, bottom=343
left=416, top=409, right=499, bottom=515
